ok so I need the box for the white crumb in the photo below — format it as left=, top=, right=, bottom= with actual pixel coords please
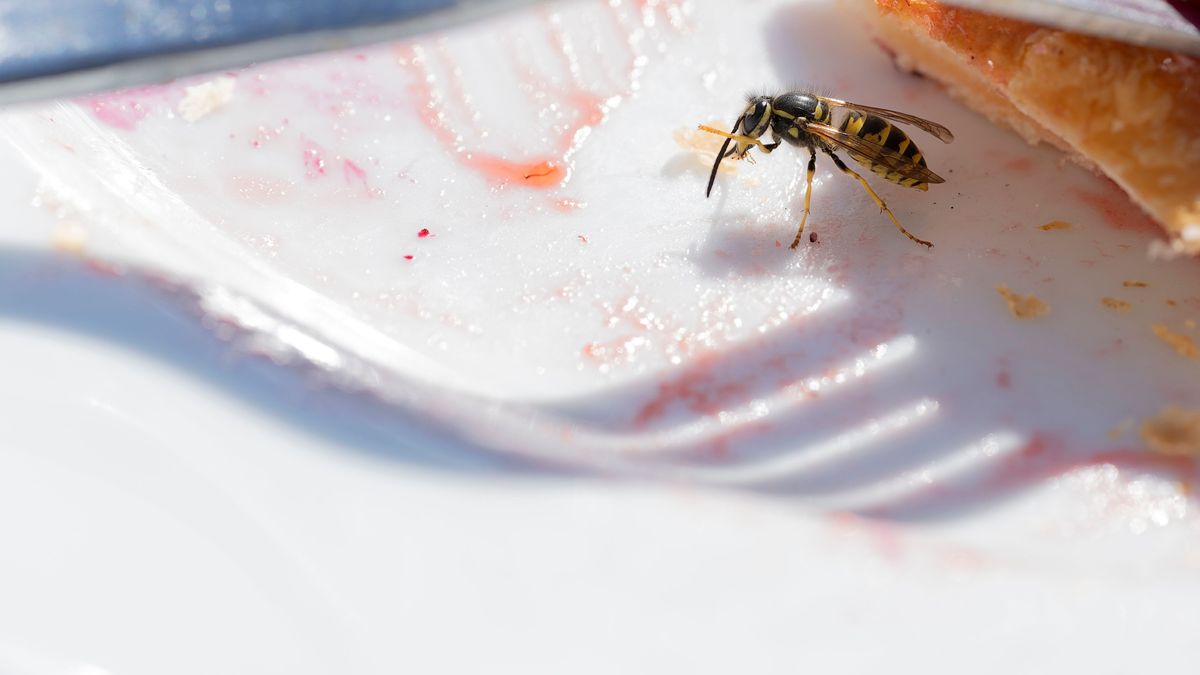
left=178, top=76, right=237, bottom=123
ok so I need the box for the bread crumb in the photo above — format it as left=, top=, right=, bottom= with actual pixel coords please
left=996, top=285, right=1048, bottom=319
left=1038, top=220, right=1071, bottom=231
left=50, top=222, right=87, bottom=255
left=1100, top=297, right=1130, bottom=312
left=674, top=123, right=738, bottom=174
left=1122, top=280, right=1148, bottom=288
left=1151, top=324, right=1198, bottom=359
left=1141, top=406, right=1200, bottom=457
left=178, top=76, right=237, bottom=123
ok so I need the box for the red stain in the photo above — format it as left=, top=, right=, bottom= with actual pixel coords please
left=301, top=137, right=328, bottom=178
left=630, top=0, right=692, bottom=30
left=475, top=157, right=565, bottom=188
left=418, top=228, right=431, bottom=238
left=987, top=435, right=1198, bottom=496
left=872, top=432, right=1200, bottom=517
left=1018, top=433, right=1051, bottom=460
left=581, top=336, right=641, bottom=367
left=1072, top=185, right=1160, bottom=234
left=398, top=45, right=573, bottom=189
left=1003, top=157, right=1034, bottom=173
left=1096, top=337, right=1127, bottom=357
left=554, top=198, right=587, bottom=212
left=871, top=37, right=899, bottom=61
left=632, top=351, right=748, bottom=428
left=827, top=512, right=906, bottom=562
left=392, top=0, right=668, bottom=192
left=82, top=88, right=162, bottom=130
left=403, top=254, right=414, bottom=261
left=994, top=358, right=1011, bottom=389
left=83, top=258, right=122, bottom=277
left=250, top=118, right=289, bottom=148
left=342, top=159, right=379, bottom=196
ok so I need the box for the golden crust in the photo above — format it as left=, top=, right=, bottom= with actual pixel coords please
left=860, top=0, right=1200, bottom=253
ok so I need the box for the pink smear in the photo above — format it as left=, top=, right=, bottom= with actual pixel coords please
left=342, top=159, right=376, bottom=196
left=1072, top=185, right=1159, bottom=234
left=633, top=351, right=747, bottom=428
left=994, top=357, right=1012, bottom=389
left=301, top=137, right=328, bottom=178
left=84, top=94, right=150, bottom=130
left=1003, top=157, right=1034, bottom=173
left=555, top=198, right=587, bottom=212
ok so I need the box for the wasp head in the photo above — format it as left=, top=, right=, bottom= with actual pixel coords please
left=704, top=95, right=775, bottom=198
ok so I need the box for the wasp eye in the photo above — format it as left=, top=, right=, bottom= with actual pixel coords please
left=742, top=100, right=770, bottom=134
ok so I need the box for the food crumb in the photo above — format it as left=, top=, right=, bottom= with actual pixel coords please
left=1187, top=319, right=1197, bottom=330
left=809, top=231, right=819, bottom=244
left=1123, top=280, right=1149, bottom=288
left=1167, top=299, right=1178, bottom=307
left=996, top=285, right=1049, bottom=319
left=1101, top=297, right=1131, bottom=313
left=51, top=222, right=87, bottom=255
left=403, top=254, right=414, bottom=261
left=418, top=228, right=431, bottom=238
left=1151, top=324, right=1198, bottom=359
left=1141, top=406, right=1200, bottom=457
left=674, top=123, right=738, bottom=174
left=1038, top=220, right=1072, bottom=231
left=178, top=76, right=237, bottom=122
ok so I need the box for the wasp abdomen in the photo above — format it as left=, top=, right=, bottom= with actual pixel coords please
left=839, top=111, right=929, bottom=191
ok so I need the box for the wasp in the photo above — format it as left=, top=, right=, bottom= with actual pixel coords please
left=701, top=92, right=953, bottom=248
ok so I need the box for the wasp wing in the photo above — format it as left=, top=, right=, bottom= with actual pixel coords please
left=805, top=122, right=947, bottom=184
left=816, top=96, right=954, bottom=143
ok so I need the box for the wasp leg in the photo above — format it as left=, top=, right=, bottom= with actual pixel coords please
left=789, top=148, right=817, bottom=249
left=746, top=141, right=779, bottom=164
left=824, top=150, right=933, bottom=248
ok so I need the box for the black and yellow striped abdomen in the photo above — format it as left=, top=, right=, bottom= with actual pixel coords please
left=838, top=111, right=929, bottom=191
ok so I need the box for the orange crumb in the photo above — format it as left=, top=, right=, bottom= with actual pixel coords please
left=1151, top=324, right=1199, bottom=359
left=1122, top=280, right=1148, bottom=288
left=996, top=285, right=1048, bottom=319
left=51, top=222, right=87, bottom=255
left=674, top=123, right=738, bottom=174
left=1038, top=220, right=1072, bottom=231
left=1101, top=297, right=1131, bottom=313
left=1141, top=407, right=1200, bottom=457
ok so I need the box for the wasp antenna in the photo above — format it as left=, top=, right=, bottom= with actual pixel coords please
left=706, top=114, right=743, bottom=198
